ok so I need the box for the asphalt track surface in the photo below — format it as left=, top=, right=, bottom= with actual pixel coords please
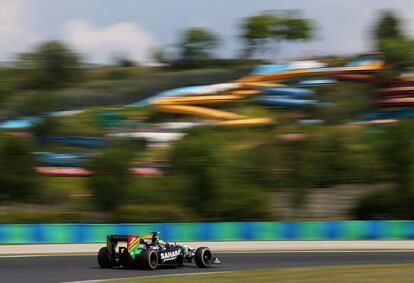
left=2, top=252, right=414, bottom=283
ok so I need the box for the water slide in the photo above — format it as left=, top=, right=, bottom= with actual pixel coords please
left=33, top=152, right=91, bottom=167
left=362, top=108, right=414, bottom=120
left=335, top=74, right=414, bottom=87
left=237, top=59, right=383, bottom=83
left=151, top=89, right=271, bottom=125
left=255, top=96, right=318, bottom=107
left=37, top=136, right=105, bottom=148
left=377, top=86, right=414, bottom=97
left=0, top=117, right=40, bottom=129
left=351, top=119, right=398, bottom=125
left=36, top=167, right=92, bottom=176
left=217, top=117, right=272, bottom=126
left=1, top=56, right=384, bottom=132
left=250, top=60, right=325, bottom=75
left=108, top=132, right=186, bottom=143
left=330, top=71, right=414, bottom=119
left=239, top=82, right=286, bottom=88
left=36, top=167, right=164, bottom=176
left=298, top=79, right=337, bottom=86
left=153, top=94, right=245, bottom=105
left=128, top=83, right=241, bottom=108
left=380, top=97, right=414, bottom=107
left=144, top=55, right=383, bottom=126
left=261, top=87, right=314, bottom=97
left=155, top=104, right=245, bottom=120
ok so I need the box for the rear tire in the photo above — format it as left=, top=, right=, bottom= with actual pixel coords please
left=194, top=247, right=213, bottom=268
left=97, top=247, right=114, bottom=268
left=139, top=249, right=158, bottom=270
left=120, top=249, right=134, bottom=268
left=175, top=254, right=184, bottom=267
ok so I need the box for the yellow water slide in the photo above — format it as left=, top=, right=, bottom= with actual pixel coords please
left=239, top=82, right=287, bottom=88
left=152, top=88, right=272, bottom=125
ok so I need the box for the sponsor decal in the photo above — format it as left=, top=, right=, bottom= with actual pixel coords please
left=128, top=235, right=140, bottom=245
left=127, top=235, right=140, bottom=252
left=160, top=249, right=181, bottom=261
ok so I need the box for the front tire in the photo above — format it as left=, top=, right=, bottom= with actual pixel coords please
left=97, top=247, right=114, bottom=268
left=194, top=247, right=213, bottom=268
left=139, top=249, right=158, bottom=270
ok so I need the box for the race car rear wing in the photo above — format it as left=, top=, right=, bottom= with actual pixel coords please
left=106, top=235, right=130, bottom=255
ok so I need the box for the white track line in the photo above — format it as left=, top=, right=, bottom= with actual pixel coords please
left=61, top=271, right=234, bottom=283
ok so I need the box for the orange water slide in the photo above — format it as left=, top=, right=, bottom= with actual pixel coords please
left=153, top=95, right=245, bottom=106
left=155, top=104, right=246, bottom=121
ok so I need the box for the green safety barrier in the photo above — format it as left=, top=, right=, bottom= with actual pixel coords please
left=0, top=221, right=413, bottom=244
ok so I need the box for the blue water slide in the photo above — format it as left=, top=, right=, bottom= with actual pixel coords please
left=298, top=79, right=337, bottom=87
left=128, top=85, right=210, bottom=108
left=0, top=117, right=40, bottom=129
left=261, top=87, right=314, bottom=97
left=254, top=96, right=319, bottom=107
left=33, top=152, right=92, bottom=167
left=362, top=108, right=414, bottom=121
left=251, top=64, right=292, bottom=75
left=345, top=58, right=379, bottom=67
left=37, top=136, right=105, bottom=148
left=298, top=119, right=325, bottom=125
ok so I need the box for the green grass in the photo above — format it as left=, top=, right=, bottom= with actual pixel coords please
left=42, top=176, right=89, bottom=195
left=107, top=264, right=414, bottom=283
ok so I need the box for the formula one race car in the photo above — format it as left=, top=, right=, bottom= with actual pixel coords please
left=97, top=232, right=220, bottom=270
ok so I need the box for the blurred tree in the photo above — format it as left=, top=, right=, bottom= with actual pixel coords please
left=117, top=58, right=136, bottom=68
left=0, top=137, right=38, bottom=202
left=178, top=28, right=220, bottom=61
left=0, top=68, right=17, bottom=106
left=240, top=11, right=313, bottom=58
left=240, top=13, right=278, bottom=57
left=87, top=147, right=133, bottom=211
left=373, top=10, right=403, bottom=42
left=377, top=121, right=414, bottom=195
left=16, top=41, right=83, bottom=90
left=20, top=91, right=59, bottom=116
left=112, top=53, right=136, bottom=67
left=284, top=17, right=313, bottom=41
left=32, top=116, right=60, bottom=137
left=377, top=38, right=414, bottom=72
left=169, top=128, right=221, bottom=217
left=353, top=121, right=414, bottom=219
left=372, top=10, right=414, bottom=73
left=169, top=128, right=270, bottom=221
left=151, top=47, right=173, bottom=65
